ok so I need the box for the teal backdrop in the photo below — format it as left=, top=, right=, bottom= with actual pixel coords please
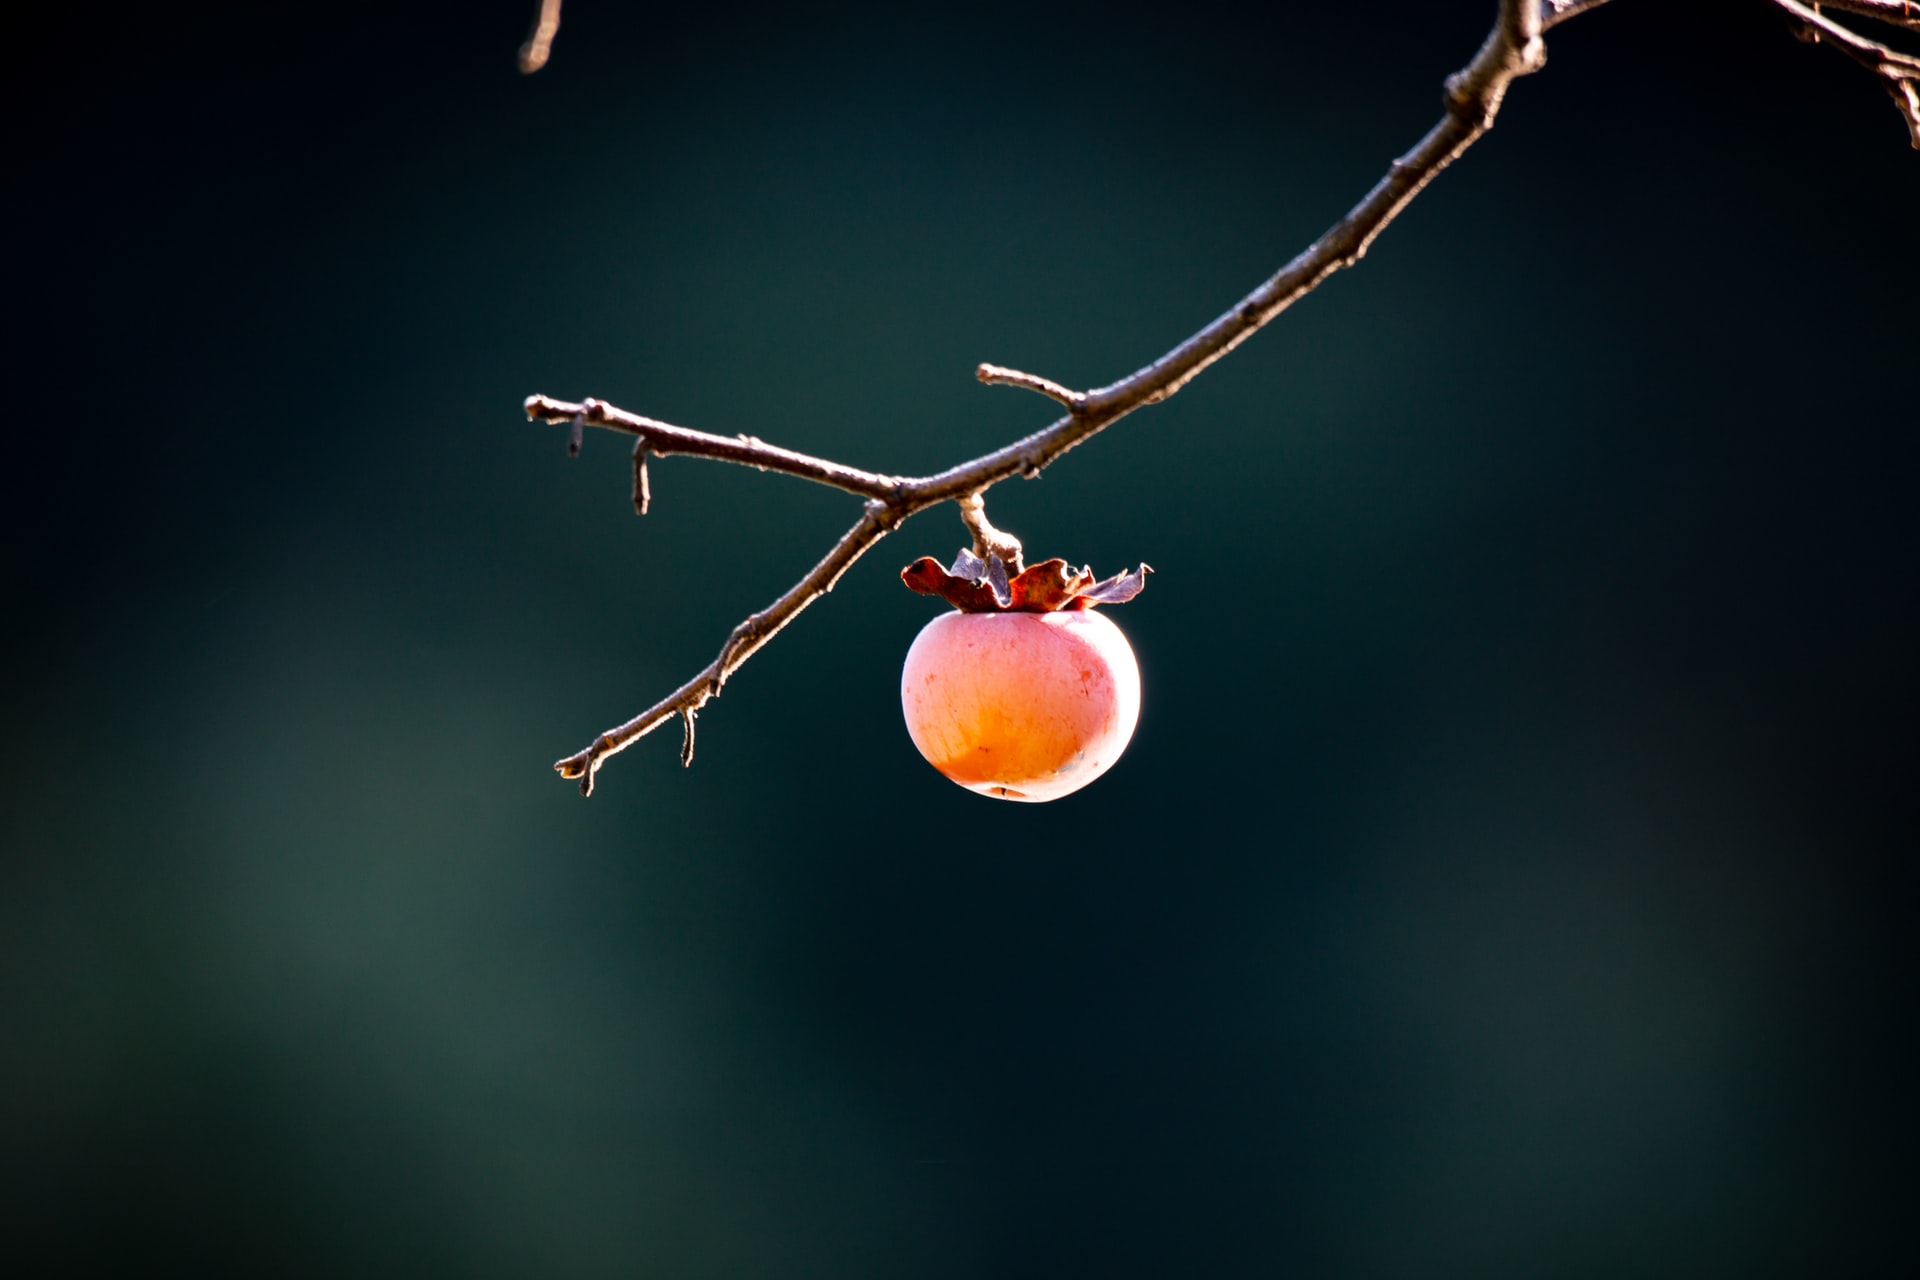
left=6, top=1, right=1915, bottom=1275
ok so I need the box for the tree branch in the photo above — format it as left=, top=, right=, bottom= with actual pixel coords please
left=525, top=394, right=905, bottom=500
left=975, top=363, right=1086, bottom=411
left=554, top=502, right=900, bottom=793
left=1772, top=0, right=1920, bottom=147
left=542, top=0, right=1837, bottom=794
left=517, top=0, right=563, bottom=74
left=1801, top=0, right=1920, bottom=33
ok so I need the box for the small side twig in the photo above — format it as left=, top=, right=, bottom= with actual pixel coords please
left=975, top=363, right=1086, bottom=412
left=631, top=438, right=651, bottom=515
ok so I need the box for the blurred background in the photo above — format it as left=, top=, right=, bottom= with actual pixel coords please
left=5, top=1, right=1915, bottom=1274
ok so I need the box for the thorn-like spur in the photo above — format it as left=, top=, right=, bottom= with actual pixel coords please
left=679, top=708, right=697, bottom=767
left=632, top=438, right=651, bottom=515
left=566, top=412, right=585, bottom=458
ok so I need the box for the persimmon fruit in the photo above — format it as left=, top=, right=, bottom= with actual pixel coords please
left=900, top=607, right=1142, bottom=803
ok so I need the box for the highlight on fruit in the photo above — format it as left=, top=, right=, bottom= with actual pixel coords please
left=899, top=550, right=1150, bottom=803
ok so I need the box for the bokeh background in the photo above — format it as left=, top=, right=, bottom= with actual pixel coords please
left=6, top=1, right=1915, bottom=1274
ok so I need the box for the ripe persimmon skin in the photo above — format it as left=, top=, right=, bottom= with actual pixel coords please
left=900, top=609, right=1142, bottom=802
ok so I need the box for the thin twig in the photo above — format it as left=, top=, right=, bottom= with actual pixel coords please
left=975, top=363, right=1086, bottom=411
left=526, top=395, right=905, bottom=498
left=537, top=0, right=1785, bottom=793
left=1801, top=0, right=1920, bottom=32
left=554, top=502, right=900, bottom=793
left=631, top=438, right=651, bottom=515
left=518, top=0, right=563, bottom=74
left=1772, top=0, right=1920, bottom=147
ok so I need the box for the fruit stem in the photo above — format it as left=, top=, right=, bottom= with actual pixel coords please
left=957, top=492, right=1024, bottom=575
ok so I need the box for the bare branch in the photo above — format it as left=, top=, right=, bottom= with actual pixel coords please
left=1773, top=0, right=1920, bottom=147
left=554, top=502, right=901, bottom=792
left=1894, top=76, right=1920, bottom=144
left=975, top=363, right=1086, bottom=411
left=1802, top=0, right=1920, bottom=33
left=526, top=394, right=904, bottom=499
left=1056, top=0, right=1543, bottom=423
left=518, top=0, right=563, bottom=73
left=529, top=0, right=1694, bottom=792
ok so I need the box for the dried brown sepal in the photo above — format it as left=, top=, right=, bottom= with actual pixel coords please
left=1074, top=562, right=1154, bottom=607
left=901, top=549, right=1152, bottom=613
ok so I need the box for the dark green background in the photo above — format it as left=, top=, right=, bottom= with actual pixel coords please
left=6, top=1, right=1915, bottom=1274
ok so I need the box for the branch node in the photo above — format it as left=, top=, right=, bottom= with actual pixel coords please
left=1444, top=72, right=1508, bottom=127
left=976, top=363, right=1087, bottom=412
left=865, top=496, right=907, bottom=532
left=1442, top=72, right=1483, bottom=123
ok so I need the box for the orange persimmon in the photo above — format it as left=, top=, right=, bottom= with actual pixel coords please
left=900, top=607, right=1142, bottom=803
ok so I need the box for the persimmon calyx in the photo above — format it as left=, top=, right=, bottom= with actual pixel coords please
left=901, top=548, right=1152, bottom=613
